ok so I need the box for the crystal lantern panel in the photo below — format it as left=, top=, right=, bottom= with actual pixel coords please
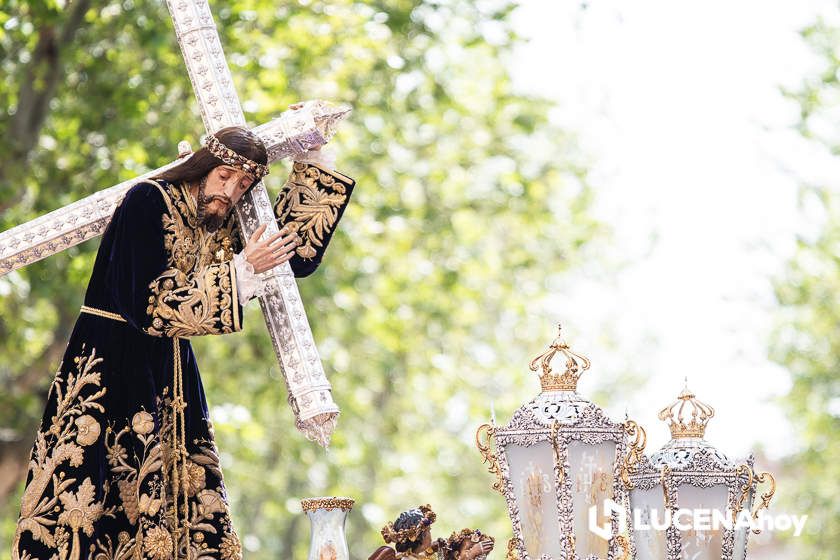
left=732, top=488, right=753, bottom=560
left=505, top=441, right=562, bottom=559
left=567, top=440, right=616, bottom=559
left=630, top=486, right=668, bottom=560
left=677, top=483, right=728, bottom=560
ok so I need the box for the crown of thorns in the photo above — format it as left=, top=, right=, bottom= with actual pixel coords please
left=204, top=134, right=269, bottom=180
left=381, top=505, right=437, bottom=544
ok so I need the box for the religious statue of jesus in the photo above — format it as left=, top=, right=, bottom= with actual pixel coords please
left=11, top=125, right=355, bottom=560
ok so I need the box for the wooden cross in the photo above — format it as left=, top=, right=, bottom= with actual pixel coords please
left=0, top=0, right=348, bottom=447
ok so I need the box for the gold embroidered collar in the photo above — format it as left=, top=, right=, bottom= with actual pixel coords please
left=178, top=181, right=199, bottom=219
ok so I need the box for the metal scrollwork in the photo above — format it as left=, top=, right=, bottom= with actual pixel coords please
left=505, top=538, right=522, bottom=560
left=751, top=471, right=776, bottom=534
left=660, top=465, right=673, bottom=509
left=732, top=463, right=754, bottom=523
left=620, top=419, right=647, bottom=489
left=566, top=533, right=576, bottom=557
left=549, top=421, right=565, bottom=488
left=615, top=535, right=632, bottom=560
left=475, top=423, right=505, bottom=494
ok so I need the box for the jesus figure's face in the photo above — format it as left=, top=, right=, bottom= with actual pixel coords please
left=197, top=165, right=256, bottom=232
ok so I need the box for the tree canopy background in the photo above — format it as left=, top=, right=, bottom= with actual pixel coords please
left=9, top=1, right=838, bottom=558
left=0, top=0, right=605, bottom=556
left=771, top=14, right=840, bottom=558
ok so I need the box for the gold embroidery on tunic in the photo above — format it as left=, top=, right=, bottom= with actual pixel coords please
left=13, top=346, right=111, bottom=560
left=146, top=263, right=235, bottom=338
left=98, top=400, right=241, bottom=560
left=15, top=179, right=245, bottom=559
left=90, top=530, right=136, bottom=560
left=144, top=182, right=239, bottom=338
left=274, top=162, right=350, bottom=260
left=160, top=182, right=236, bottom=273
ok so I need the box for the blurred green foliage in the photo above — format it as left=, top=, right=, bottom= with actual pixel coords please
left=0, top=0, right=602, bottom=557
left=773, top=16, right=840, bottom=559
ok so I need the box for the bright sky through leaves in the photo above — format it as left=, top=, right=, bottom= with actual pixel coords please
left=511, top=0, right=840, bottom=459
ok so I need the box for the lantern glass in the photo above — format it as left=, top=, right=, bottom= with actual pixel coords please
left=568, top=440, right=616, bottom=558
left=630, top=486, right=668, bottom=560
left=505, top=441, right=561, bottom=559
left=732, top=488, right=754, bottom=559
left=677, top=483, right=728, bottom=560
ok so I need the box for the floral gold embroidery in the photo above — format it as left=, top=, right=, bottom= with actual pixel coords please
left=196, top=489, right=227, bottom=518
left=103, top=404, right=165, bottom=560
left=57, top=477, right=104, bottom=543
left=220, top=533, right=243, bottom=560
left=13, top=346, right=110, bottom=560
left=75, top=415, right=101, bottom=446
left=144, top=525, right=174, bottom=560
left=16, top=179, right=246, bottom=558
left=274, top=162, right=351, bottom=261
left=145, top=262, right=236, bottom=338
left=17, top=352, right=243, bottom=560
left=117, top=479, right=140, bottom=525
left=104, top=400, right=240, bottom=560
left=144, top=182, right=239, bottom=338
left=91, top=530, right=136, bottom=560
left=161, top=182, right=237, bottom=274
left=132, top=411, right=155, bottom=435
left=139, top=492, right=163, bottom=516
left=182, top=460, right=206, bottom=497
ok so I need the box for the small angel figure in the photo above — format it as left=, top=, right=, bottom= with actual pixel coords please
left=369, top=505, right=494, bottom=560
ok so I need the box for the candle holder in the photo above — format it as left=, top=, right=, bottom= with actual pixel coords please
left=301, top=497, right=354, bottom=560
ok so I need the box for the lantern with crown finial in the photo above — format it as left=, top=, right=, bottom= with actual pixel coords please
left=475, top=325, right=646, bottom=560
left=626, top=382, right=776, bottom=560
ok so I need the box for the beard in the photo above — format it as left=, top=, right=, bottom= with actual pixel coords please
left=196, top=176, right=233, bottom=233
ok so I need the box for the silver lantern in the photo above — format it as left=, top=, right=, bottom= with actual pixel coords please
left=626, top=384, right=775, bottom=560
left=476, top=326, right=646, bottom=560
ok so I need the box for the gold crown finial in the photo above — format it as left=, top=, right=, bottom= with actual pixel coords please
left=529, top=324, right=591, bottom=393
left=658, top=379, right=715, bottom=439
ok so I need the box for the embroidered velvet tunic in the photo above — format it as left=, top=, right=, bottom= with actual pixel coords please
left=13, top=161, right=355, bottom=560
left=13, top=179, right=250, bottom=560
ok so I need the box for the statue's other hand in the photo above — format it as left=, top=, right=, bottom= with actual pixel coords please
left=244, top=223, right=300, bottom=274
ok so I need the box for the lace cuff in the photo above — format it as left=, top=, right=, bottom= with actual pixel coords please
left=292, top=147, right=336, bottom=170
left=233, top=251, right=265, bottom=303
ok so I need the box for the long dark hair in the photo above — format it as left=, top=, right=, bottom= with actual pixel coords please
left=393, top=509, right=428, bottom=553
left=155, top=126, right=268, bottom=184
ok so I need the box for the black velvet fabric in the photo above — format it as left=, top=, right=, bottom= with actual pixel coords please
left=274, top=162, right=356, bottom=278
left=13, top=180, right=246, bottom=560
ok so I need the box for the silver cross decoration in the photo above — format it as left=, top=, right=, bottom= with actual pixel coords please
left=0, top=0, right=349, bottom=447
